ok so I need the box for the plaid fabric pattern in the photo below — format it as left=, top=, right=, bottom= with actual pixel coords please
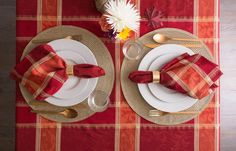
left=129, top=53, right=222, bottom=99
left=11, top=44, right=104, bottom=101
left=161, top=53, right=222, bottom=99
left=16, top=0, right=220, bottom=151
left=12, top=44, right=67, bottom=100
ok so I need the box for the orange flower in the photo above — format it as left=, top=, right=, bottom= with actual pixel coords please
left=99, top=14, right=112, bottom=32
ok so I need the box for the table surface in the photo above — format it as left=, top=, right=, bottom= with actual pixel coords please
left=220, top=0, right=236, bottom=150
left=0, top=0, right=235, bottom=150
left=0, top=0, right=15, bottom=151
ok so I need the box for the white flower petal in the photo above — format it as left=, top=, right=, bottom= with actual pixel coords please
left=105, top=0, right=140, bottom=32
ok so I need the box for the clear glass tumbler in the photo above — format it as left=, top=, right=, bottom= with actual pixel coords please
left=88, top=90, right=110, bottom=112
left=122, top=40, right=144, bottom=60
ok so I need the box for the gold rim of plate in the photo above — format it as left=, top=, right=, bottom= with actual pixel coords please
left=20, top=25, right=115, bottom=123
left=121, top=28, right=215, bottom=125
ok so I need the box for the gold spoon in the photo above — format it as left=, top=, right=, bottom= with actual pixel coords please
left=31, top=108, right=78, bottom=118
left=153, top=33, right=199, bottom=43
left=149, top=110, right=199, bottom=117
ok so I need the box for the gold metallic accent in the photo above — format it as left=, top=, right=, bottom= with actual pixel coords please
left=152, top=71, right=160, bottom=83
left=66, top=65, right=74, bottom=75
left=144, top=43, right=202, bottom=48
left=31, top=108, right=78, bottom=118
left=31, top=35, right=82, bottom=44
left=153, top=33, right=200, bottom=43
left=149, top=110, right=199, bottom=117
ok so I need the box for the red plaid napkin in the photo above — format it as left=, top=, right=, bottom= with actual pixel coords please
left=129, top=53, right=222, bottom=99
left=10, top=44, right=105, bottom=101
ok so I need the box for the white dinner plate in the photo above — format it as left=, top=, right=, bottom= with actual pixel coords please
left=45, top=39, right=98, bottom=107
left=138, top=44, right=198, bottom=112
left=148, top=53, right=198, bottom=104
left=53, top=50, right=89, bottom=99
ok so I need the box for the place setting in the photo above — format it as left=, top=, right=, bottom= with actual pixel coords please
left=11, top=25, right=115, bottom=122
left=121, top=28, right=222, bottom=125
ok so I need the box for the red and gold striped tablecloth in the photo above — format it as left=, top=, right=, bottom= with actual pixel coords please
left=16, top=0, right=220, bottom=151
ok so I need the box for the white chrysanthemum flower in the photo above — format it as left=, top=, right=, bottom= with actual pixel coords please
left=105, top=0, right=140, bottom=33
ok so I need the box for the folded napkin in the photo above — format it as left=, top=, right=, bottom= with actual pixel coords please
left=129, top=53, right=222, bottom=99
left=10, top=44, right=105, bottom=100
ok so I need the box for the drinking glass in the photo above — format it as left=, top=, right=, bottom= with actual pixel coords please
left=122, top=40, right=144, bottom=60
left=88, top=90, right=110, bottom=112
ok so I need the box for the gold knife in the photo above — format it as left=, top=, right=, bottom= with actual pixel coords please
left=32, top=35, right=82, bottom=44
left=145, top=43, right=202, bottom=48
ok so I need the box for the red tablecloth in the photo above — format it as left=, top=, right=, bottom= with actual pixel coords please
left=16, top=0, right=220, bottom=151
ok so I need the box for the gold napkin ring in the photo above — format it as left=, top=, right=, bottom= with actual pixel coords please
left=152, top=71, right=160, bottom=83
left=66, top=65, right=74, bottom=75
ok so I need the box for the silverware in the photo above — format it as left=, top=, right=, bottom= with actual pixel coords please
left=144, top=43, right=202, bottom=48
left=149, top=110, right=199, bottom=117
left=31, top=108, right=78, bottom=118
left=32, top=35, right=82, bottom=44
left=153, top=33, right=199, bottom=43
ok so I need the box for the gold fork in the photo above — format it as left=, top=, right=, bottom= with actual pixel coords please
left=149, top=110, right=199, bottom=117
left=32, top=35, right=82, bottom=44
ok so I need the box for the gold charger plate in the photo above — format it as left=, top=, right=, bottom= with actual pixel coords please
left=121, top=28, right=214, bottom=125
left=20, top=25, right=115, bottom=123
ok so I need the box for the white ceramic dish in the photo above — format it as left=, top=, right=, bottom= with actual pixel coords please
left=148, top=53, right=198, bottom=104
left=54, top=50, right=88, bottom=99
left=138, top=44, right=198, bottom=112
left=45, top=39, right=98, bottom=107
